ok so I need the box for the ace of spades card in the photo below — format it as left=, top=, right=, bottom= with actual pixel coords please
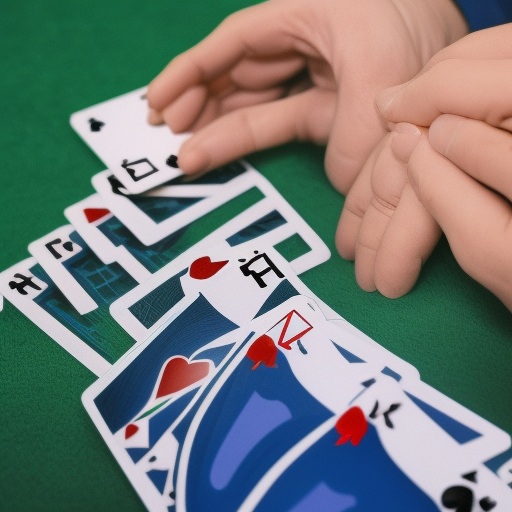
left=70, top=87, right=189, bottom=194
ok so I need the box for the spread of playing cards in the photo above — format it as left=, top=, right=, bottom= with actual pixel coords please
left=2, top=87, right=512, bottom=512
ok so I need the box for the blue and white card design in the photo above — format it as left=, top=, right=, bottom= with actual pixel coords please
left=0, top=258, right=114, bottom=375
left=70, top=87, right=189, bottom=194
left=89, top=161, right=271, bottom=246
left=177, top=298, right=511, bottom=512
left=108, top=201, right=331, bottom=342
left=83, top=295, right=512, bottom=512
left=110, top=244, right=418, bottom=377
left=20, top=191, right=328, bottom=373
left=67, top=165, right=327, bottom=272
left=28, top=224, right=141, bottom=315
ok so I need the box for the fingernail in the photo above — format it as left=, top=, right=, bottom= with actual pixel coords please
left=429, top=114, right=464, bottom=156
left=391, top=123, right=421, bottom=163
left=375, top=84, right=405, bottom=117
left=147, top=108, right=164, bottom=125
left=179, top=147, right=211, bottom=174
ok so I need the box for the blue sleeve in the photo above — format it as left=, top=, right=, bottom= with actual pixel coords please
left=453, top=0, right=512, bottom=31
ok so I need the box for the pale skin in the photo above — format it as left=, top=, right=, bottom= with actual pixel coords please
left=337, top=23, right=512, bottom=311
left=146, top=0, right=467, bottom=195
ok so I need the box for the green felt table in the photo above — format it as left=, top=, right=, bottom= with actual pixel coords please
left=1, top=1, right=511, bottom=510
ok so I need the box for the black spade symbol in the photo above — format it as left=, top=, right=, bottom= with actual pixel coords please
left=62, top=241, right=74, bottom=252
left=88, top=118, right=105, bottom=132
left=166, top=155, right=178, bottom=168
left=441, top=485, right=473, bottom=512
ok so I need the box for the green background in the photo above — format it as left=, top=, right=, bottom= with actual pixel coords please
left=1, top=1, right=511, bottom=510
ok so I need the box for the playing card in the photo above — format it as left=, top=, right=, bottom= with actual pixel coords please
left=90, top=161, right=269, bottom=246
left=83, top=291, right=511, bottom=512
left=245, top=416, right=512, bottom=512
left=70, top=87, right=189, bottom=194
left=0, top=258, right=119, bottom=375
left=174, top=297, right=512, bottom=512
left=83, top=296, right=258, bottom=512
left=67, top=162, right=328, bottom=276
left=108, top=201, right=331, bottom=342
left=260, top=301, right=509, bottom=464
left=106, top=217, right=420, bottom=386
left=83, top=290, right=422, bottom=512
left=496, top=449, right=512, bottom=488
left=28, top=225, right=140, bottom=315
left=63, top=182, right=267, bottom=282
left=65, top=193, right=152, bottom=283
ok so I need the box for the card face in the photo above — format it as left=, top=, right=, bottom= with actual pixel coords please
left=110, top=231, right=420, bottom=379
left=70, top=87, right=189, bottom=194
left=176, top=297, right=512, bottom=512
left=0, top=258, right=114, bottom=375
left=69, top=168, right=328, bottom=279
left=245, top=418, right=512, bottom=512
left=64, top=185, right=269, bottom=280
left=82, top=294, right=393, bottom=512
left=64, top=194, right=153, bottom=283
left=84, top=295, right=512, bottom=512
left=91, top=161, right=265, bottom=246
left=108, top=202, right=331, bottom=342
left=83, top=295, right=258, bottom=512
left=28, top=225, right=140, bottom=315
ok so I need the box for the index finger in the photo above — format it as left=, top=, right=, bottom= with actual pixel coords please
left=147, top=0, right=306, bottom=111
left=377, top=58, right=512, bottom=130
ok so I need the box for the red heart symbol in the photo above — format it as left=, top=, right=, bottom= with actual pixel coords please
left=246, top=334, right=278, bottom=370
left=189, top=256, right=228, bottom=280
left=125, top=423, right=139, bottom=440
left=84, top=208, right=110, bottom=223
left=335, top=406, right=368, bottom=446
left=156, top=357, right=210, bottom=398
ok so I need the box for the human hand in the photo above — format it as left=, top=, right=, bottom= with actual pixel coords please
left=147, top=0, right=466, bottom=194
left=378, top=24, right=512, bottom=310
left=337, top=24, right=512, bottom=308
left=336, top=125, right=441, bottom=297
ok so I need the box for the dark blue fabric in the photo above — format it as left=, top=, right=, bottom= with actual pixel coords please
left=453, top=0, right=512, bottom=31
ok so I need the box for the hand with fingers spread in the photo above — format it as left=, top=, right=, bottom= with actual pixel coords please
left=146, top=0, right=467, bottom=194
left=338, top=24, right=512, bottom=310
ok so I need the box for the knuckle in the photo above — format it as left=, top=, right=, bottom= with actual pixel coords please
left=222, top=9, right=245, bottom=27
left=235, top=109, right=259, bottom=154
left=371, top=195, right=395, bottom=218
left=344, top=191, right=369, bottom=220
